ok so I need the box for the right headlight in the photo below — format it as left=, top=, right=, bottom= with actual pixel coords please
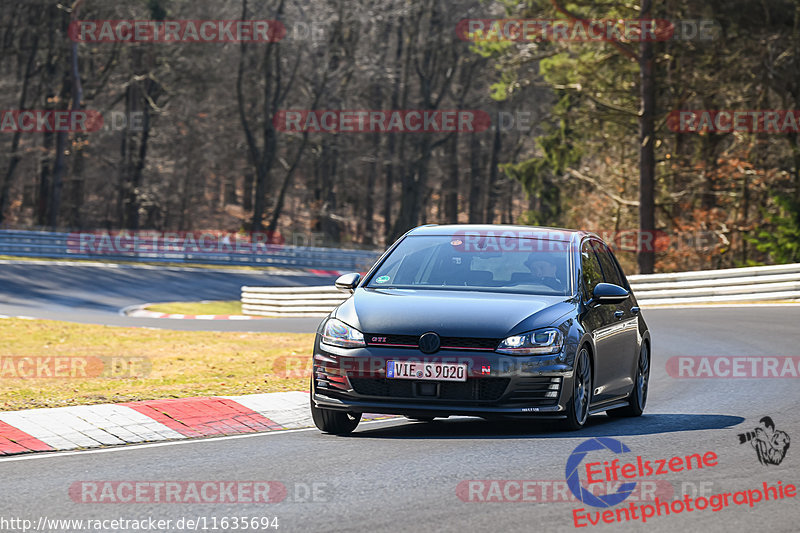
left=496, top=328, right=564, bottom=356
left=321, top=318, right=365, bottom=348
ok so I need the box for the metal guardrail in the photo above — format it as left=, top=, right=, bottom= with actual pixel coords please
left=241, top=263, right=800, bottom=317
left=628, top=263, right=800, bottom=306
left=0, top=229, right=380, bottom=271
left=242, top=286, right=349, bottom=317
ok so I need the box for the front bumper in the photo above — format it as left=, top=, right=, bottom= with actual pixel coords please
left=311, top=340, right=577, bottom=419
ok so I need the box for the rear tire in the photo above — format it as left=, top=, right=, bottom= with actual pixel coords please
left=607, top=343, right=649, bottom=418
left=561, top=346, right=592, bottom=431
left=310, top=381, right=360, bottom=435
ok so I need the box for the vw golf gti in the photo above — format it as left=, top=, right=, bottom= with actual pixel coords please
left=310, top=225, right=650, bottom=434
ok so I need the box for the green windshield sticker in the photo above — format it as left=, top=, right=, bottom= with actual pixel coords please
left=375, top=275, right=390, bottom=284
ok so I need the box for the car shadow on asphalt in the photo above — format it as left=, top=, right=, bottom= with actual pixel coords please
left=349, top=413, right=746, bottom=439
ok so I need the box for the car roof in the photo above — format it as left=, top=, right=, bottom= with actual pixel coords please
left=406, top=224, right=596, bottom=243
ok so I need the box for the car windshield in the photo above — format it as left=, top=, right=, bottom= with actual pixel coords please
left=367, top=234, right=571, bottom=296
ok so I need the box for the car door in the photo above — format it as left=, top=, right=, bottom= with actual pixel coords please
left=593, top=241, right=638, bottom=398
left=579, top=240, right=618, bottom=403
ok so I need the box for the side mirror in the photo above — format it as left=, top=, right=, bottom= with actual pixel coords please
left=591, top=282, right=629, bottom=305
left=334, top=273, right=361, bottom=292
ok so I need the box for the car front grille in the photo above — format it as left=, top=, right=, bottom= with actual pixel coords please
left=364, top=334, right=498, bottom=351
left=349, top=377, right=510, bottom=401
left=440, top=337, right=498, bottom=350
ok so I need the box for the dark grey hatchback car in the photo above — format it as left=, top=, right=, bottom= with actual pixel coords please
left=310, top=225, right=651, bottom=434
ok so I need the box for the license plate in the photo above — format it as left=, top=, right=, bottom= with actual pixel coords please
left=386, top=361, right=468, bottom=382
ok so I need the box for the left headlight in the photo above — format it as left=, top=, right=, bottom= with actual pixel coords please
left=321, top=318, right=366, bottom=348
left=496, top=328, right=564, bottom=355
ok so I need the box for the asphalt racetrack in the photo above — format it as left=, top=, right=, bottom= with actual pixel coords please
left=0, top=261, right=327, bottom=332
left=0, top=259, right=797, bottom=532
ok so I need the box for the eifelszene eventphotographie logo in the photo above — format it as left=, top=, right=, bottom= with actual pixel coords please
left=565, top=437, right=638, bottom=508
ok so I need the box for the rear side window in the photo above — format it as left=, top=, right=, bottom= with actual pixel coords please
left=594, top=242, right=624, bottom=287
left=580, top=241, right=603, bottom=297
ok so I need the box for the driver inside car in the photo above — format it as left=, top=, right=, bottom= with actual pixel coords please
left=524, top=255, right=563, bottom=290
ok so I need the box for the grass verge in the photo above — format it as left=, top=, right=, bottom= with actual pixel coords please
left=0, top=318, right=313, bottom=411
left=144, top=300, right=244, bottom=315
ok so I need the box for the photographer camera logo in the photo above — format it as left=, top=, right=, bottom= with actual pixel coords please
left=738, top=416, right=790, bottom=466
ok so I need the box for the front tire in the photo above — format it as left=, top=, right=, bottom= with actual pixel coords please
left=607, top=343, right=649, bottom=418
left=561, top=346, right=592, bottom=431
left=310, top=381, right=360, bottom=435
